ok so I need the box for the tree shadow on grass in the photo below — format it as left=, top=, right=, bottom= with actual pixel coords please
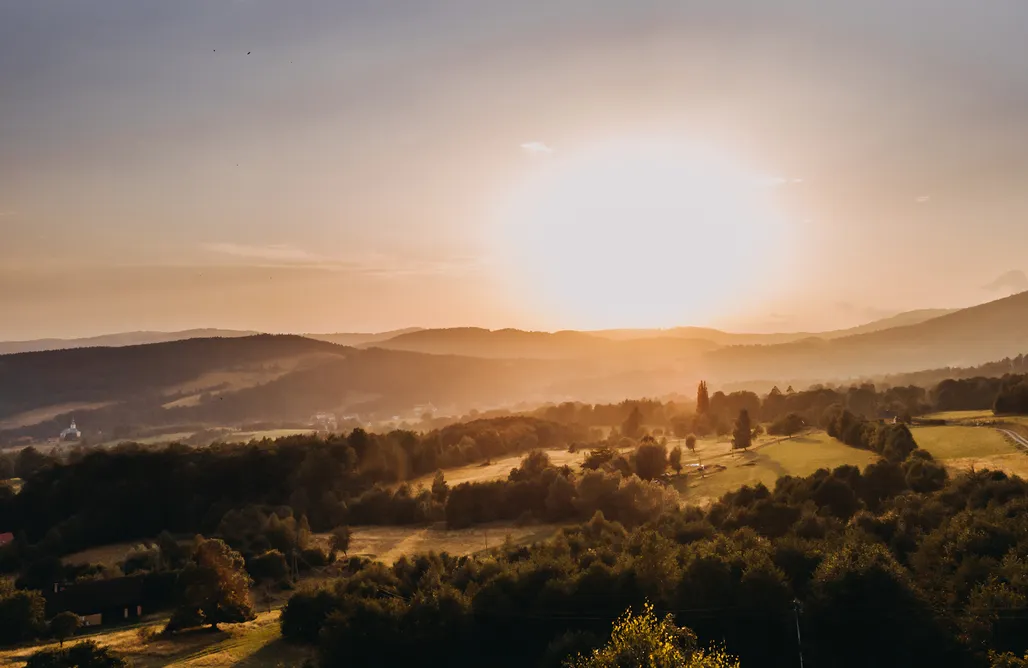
left=236, top=638, right=313, bottom=667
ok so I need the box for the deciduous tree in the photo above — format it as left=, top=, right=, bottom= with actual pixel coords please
left=166, top=538, right=255, bottom=632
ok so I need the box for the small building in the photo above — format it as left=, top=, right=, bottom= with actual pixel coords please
left=44, top=576, right=146, bottom=626
left=60, top=419, right=82, bottom=442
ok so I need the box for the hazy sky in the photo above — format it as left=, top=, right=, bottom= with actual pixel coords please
left=3, top=0, right=1028, bottom=339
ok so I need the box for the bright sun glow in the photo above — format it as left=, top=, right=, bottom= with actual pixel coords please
left=497, top=139, right=792, bottom=329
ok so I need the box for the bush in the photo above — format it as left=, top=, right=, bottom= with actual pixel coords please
left=25, top=641, right=127, bottom=668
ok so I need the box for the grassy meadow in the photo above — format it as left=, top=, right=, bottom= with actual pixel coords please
left=672, top=432, right=879, bottom=504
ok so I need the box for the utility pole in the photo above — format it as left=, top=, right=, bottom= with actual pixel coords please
left=793, top=599, right=805, bottom=668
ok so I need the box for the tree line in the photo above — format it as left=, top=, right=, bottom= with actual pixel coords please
left=279, top=456, right=1028, bottom=668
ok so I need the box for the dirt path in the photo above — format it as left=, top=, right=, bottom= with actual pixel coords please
left=997, top=428, right=1028, bottom=452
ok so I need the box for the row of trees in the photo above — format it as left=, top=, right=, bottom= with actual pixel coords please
left=0, top=417, right=587, bottom=562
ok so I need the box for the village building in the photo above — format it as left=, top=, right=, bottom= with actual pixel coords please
left=60, top=419, right=82, bottom=441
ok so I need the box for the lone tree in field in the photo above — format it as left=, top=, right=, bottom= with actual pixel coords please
left=685, top=434, right=702, bottom=475
left=732, top=410, right=753, bottom=452
left=668, top=446, right=683, bottom=475
left=635, top=437, right=668, bottom=481
left=49, top=611, right=79, bottom=647
left=696, top=381, right=710, bottom=415
left=166, top=538, right=255, bottom=632
left=566, top=602, right=740, bottom=668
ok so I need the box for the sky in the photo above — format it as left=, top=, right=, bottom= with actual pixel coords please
left=2, top=0, right=1028, bottom=339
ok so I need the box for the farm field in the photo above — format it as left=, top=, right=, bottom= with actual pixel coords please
left=673, top=431, right=879, bottom=505
left=222, top=429, right=315, bottom=444
left=404, top=437, right=734, bottom=489
left=64, top=522, right=563, bottom=572
left=330, top=522, right=565, bottom=564
left=910, top=425, right=1016, bottom=460
left=0, top=611, right=310, bottom=668
left=910, top=424, right=1028, bottom=478
left=922, top=410, right=995, bottom=423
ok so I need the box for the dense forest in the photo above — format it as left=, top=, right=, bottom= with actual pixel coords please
left=277, top=458, right=1028, bottom=668
left=0, top=417, right=589, bottom=555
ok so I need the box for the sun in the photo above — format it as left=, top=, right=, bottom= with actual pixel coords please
left=494, top=139, right=792, bottom=329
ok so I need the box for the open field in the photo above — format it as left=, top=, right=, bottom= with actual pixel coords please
left=222, top=429, right=315, bottom=444
left=910, top=425, right=1017, bottom=460
left=0, top=611, right=311, bottom=668
left=673, top=431, right=879, bottom=505
left=403, top=437, right=738, bottom=490
left=328, top=522, right=565, bottom=564
left=910, top=423, right=1028, bottom=478
left=922, top=410, right=996, bottom=423
left=64, top=522, right=564, bottom=571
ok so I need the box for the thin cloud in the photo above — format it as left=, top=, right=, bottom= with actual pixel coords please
left=200, top=242, right=480, bottom=278
left=0, top=211, right=18, bottom=217
left=915, top=195, right=931, bottom=203
left=520, top=142, right=553, bottom=155
left=202, top=242, right=323, bottom=263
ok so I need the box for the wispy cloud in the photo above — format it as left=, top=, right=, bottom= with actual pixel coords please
left=202, top=242, right=324, bottom=263
left=200, top=243, right=480, bottom=278
left=0, top=211, right=18, bottom=217
left=915, top=195, right=931, bottom=203
left=520, top=141, right=553, bottom=155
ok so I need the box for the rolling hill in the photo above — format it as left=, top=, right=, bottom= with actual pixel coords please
left=705, top=292, right=1028, bottom=381
left=0, top=328, right=259, bottom=355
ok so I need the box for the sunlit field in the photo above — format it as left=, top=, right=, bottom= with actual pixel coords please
left=921, top=410, right=996, bottom=422
left=672, top=431, right=879, bottom=504
left=329, top=523, right=565, bottom=565
left=910, top=425, right=1017, bottom=460
left=0, top=611, right=308, bottom=668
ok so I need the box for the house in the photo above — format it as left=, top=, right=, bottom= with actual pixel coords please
left=0, top=532, right=14, bottom=548
left=44, top=576, right=147, bottom=626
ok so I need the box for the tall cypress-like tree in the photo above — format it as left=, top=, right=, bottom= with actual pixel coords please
left=732, top=409, right=752, bottom=451
left=696, top=381, right=710, bottom=415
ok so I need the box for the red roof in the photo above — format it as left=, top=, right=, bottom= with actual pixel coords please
left=0, top=533, right=14, bottom=547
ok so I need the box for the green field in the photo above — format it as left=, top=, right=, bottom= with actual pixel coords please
left=922, top=410, right=996, bottom=423
left=673, top=432, right=879, bottom=504
left=911, top=425, right=1017, bottom=460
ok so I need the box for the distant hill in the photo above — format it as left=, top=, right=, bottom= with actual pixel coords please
left=591, top=309, right=955, bottom=346
left=826, top=308, right=958, bottom=338
left=306, top=328, right=423, bottom=347
left=704, top=292, right=1028, bottom=381
left=0, top=329, right=258, bottom=355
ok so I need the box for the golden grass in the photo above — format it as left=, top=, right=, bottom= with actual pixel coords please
left=316, top=522, right=565, bottom=565
left=0, top=611, right=312, bottom=668
left=672, top=431, right=879, bottom=506
left=922, top=410, right=996, bottom=422
left=910, top=426, right=1017, bottom=460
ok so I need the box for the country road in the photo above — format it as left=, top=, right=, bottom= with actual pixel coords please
left=997, top=428, right=1028, bottom=452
